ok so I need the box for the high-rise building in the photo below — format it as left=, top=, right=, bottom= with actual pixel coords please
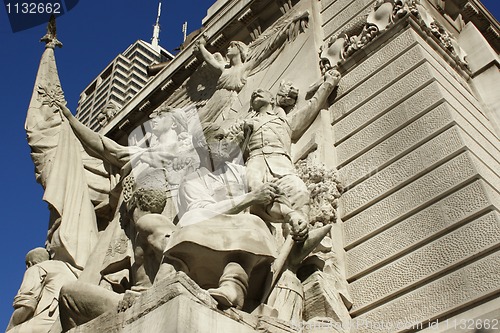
left=75, top=2, right=173, bottom=131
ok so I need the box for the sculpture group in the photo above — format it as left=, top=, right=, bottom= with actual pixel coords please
left=9, top=9, right=342, bottom=333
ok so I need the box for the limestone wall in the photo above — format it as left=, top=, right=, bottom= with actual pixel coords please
left=323, top=6, right=500, bottom=331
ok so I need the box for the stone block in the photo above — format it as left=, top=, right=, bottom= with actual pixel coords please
left=346, top=180, right=500, bottom=279
left=330, top=46, right=428, bottom=124
left=407, top=29, right=473, bottom=95
left=343, top=151, right=479, bottom=247
left=322, top=0, right=375, bottom=39
left=320, top=0, right=338, bottom=12
left=420, top=297, right=500, bottom=333
left=126, top=295, right=257, bottom=333
left=337, top=96, right=500, bottom=191
left=70, top=273, right=296, bottom=333
left=457, top=128, right=500, bottom=176
left=333, top=66, right=437, bottom=145
left=302, top=272, right=351, bottom=330
left=424, top=61, right=495, bottom=133
left=351, top=251, right=500, bottom=333
left=335, top=29, right=418, bottom=99
left=436, top=81, right=500, bottom=155
left=468, top=152, right=500, bottom=194
left=349, top=211, right=500, bottom=314
left=340, top=127, right=466, bottom=216
left=321, top=0, right=352, bottom=28
left=336, top=80, right=447, bottom=166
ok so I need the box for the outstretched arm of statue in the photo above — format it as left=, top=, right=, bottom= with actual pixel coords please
left=193, top=34, right=225, bottom=73
left=57, top=101, right=126, bottom=167
left=289, top=69, right=341, bottom=140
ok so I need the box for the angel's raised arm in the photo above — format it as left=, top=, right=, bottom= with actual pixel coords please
left=193, top=35, right=225, bottom=73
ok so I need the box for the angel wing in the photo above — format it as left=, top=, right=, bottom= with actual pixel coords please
left=246, top=10, right=310, bottom=75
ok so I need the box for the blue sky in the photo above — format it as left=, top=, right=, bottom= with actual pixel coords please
left=0, top=0, right=498, bottom=329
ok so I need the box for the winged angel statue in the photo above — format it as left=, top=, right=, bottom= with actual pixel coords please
left=170, top=9, right=311, bottom=124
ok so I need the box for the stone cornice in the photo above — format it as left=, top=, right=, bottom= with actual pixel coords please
left=450, top=0, right=500, bottom=50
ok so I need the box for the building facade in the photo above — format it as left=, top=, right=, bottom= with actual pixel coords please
left=75, top=40, right=173, bottom=131
left=21, top=0, right=500, bottom=332
left=93, top=0, right=500, bottom=331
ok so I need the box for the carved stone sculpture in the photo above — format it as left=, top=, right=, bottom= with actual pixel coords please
left=158, top=124, right=281, bottom=310
left=229, top=70, right=340, bottom=231
left=193, top=10, right=310, bottom=123
left=97, top=103, right=119, bottom=127
left=319, top=0, right=468, bottom=73
left=6, top=248, right=78, bottom=333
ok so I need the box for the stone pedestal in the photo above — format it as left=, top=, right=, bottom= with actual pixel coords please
left=69, top=273, right=297, bottom=333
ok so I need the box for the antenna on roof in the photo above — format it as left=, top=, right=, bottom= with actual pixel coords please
left=182, top=21, right=188, bottom=43
left=151, top=1, right=162, bottom=51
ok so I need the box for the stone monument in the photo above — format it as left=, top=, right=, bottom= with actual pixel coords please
left=8, top=0, right=500, bottom=332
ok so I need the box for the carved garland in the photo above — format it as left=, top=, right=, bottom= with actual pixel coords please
left=319, top=0, right=468, bottom=73
left=295, top=160, right=343, bottom=226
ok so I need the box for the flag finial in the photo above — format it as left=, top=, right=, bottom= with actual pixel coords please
left=40, top=15, right=63, bottom=49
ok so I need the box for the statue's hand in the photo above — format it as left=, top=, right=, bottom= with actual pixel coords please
left=193, top=34, right=208, bottom=52
left=117, top=290, right=142, bottom=313
left=243, top=121, right=254, bottom=138
left=324, top=69, right=341, bottom=87
left=251, top=182, right=280, bottom=205
left=55, top=100, right=72, bottom=119
left=286, top=211, right=309, bottom=242
left=172, top=156, right=193, bottom=171
left=225, top=120, right=244, bottom=136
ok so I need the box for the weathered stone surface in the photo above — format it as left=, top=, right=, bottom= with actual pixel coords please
left=349, top=211, right=500, bottom=313
left=70, top=273, right=297, bottom=333
left=320, top=0, right=338, bottom=12
left=419, top=297, right=500, bottom=333
left=346, top=180, right=500, bottom=279
left=336, top=80, right=447, bottom=166
left=337, top=96, right=500, bottom=192
left=334, top=29, right=417, bottom=99
left=322, top=0, right=375, bottom=39
left=405, top=28, right=472, bottom=93
left=340, top=127, right=466, bottom=216
left=425, top=61, right=495, bottom=133
left=330, top=46, right=428, bottom=124
left=321, top=0, right=353, bottom=30
left=457, top=128, right=500, bottom=176
left=468, top=152, right=500, bottom=193
left=352, top=251, right=500, bottom=333
left=343, top=151, right=478, bottom=246
left=302, top=272, right=350, bottom=331
left=437, top=81, right=500, bottom=156
left=408, top=28, right=484, bottom=111
left=337, top=101, right=453, bottom=190
left=333, top=65, right=437, bottom=146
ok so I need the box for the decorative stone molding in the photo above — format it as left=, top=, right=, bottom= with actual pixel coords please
left=319, top=0, right=469, bottom=73
left=209, top=33, right=229, bottom=48
left=138, top=100, right=151, bottom=113
left=276, top=0, right=293, bottom=15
